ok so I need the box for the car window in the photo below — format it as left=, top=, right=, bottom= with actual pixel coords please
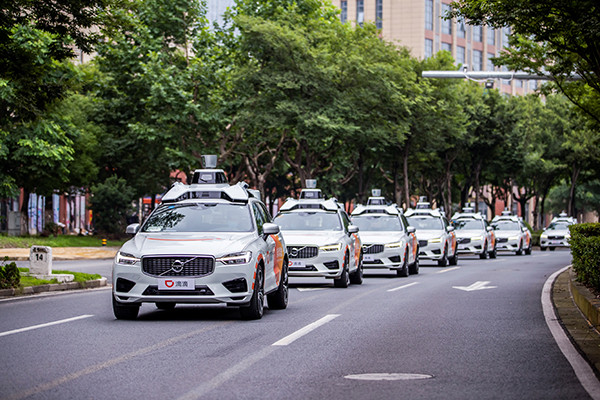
left=453, top=219, right=484, bottom=230
left=274, top=211, right=343, bottom=231
left=341, top=211, right=351, bottom=232
left=351, top=215, right=403, bottom=231
left=252, top=202, right=267, bottom=235
left=492, top=220, right=520, bottom=230
left=406, top=216, right=443, bottom=230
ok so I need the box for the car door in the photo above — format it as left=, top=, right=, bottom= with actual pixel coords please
left=251, top=202, right=278, bottom=292
left=341, top=211, right=360, bottom=271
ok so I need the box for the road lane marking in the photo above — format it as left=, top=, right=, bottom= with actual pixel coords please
left=453, top=281, right=497, bottom=292
left=437, top=267, right=460, bottom=274
left=297, top=287, right=326, bottom=292
left=272, top=314, right=340, bottom=346
left=542, top=266, right=600, bottom=400
left=0, top=315, right=93, bottom=338
left=345, top=373, right=433, bottom=381
left=387, top=282, right=420, bottom=292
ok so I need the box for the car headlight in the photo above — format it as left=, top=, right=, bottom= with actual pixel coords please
left=320, top=243, right=342, bottom=252
left=508, top=236, right=519, bottom=241
left=428, top=237, right=442, bottom=243
left=541, top=234, right=548, bottom=239
left=385, top=241, right=403, bottom=248
left=217, top=251, right=252, bottom=265
left=116, top=251, right=140, bottom=265
left=471, top=236, right=483, bottom=241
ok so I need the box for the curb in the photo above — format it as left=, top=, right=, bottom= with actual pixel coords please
left=570, top=268, right=600, bottom=330
left=0, top=277, right=107, bottom=298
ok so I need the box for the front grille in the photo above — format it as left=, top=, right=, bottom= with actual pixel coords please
left=497, top=238, right=508, bottom=243
left=458, top=238, right=471, bottom=244
left=418, top=240, right=428, bottom=248
left=549, top=235, right=564, bottom=240
left=142, top=285, right=214, bottom=296
left=142, top=256, right=214, bottom=277
left=287, top=246, right=318, bottom=259
left=363, top=244, right=384, bottom=254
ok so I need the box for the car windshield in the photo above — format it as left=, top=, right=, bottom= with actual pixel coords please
left=453, top=219, right=484, bottom=230
left=274, top=211, right=342, bottom=231
left=351, top=215, right=402, bottom=231
left=141, top=203, right=253, bottom=233
left=548, top=222, right=570, bottom=230
left=492, top=220, right=520, bottom=231
left=406, top=216, right=443, bottom=230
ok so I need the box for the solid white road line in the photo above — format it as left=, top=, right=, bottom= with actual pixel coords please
left=272, top=314, right=340, bottom=346
left=387, top=282, right=420, bottom=292
left=437, top=267, right=460, bottom=274
left=0, top=314, right=93, bottom=338
left=542, top=265, right=600, bottom=400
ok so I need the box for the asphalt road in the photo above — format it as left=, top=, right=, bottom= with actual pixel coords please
left=0, top=250, right=589, bottom=400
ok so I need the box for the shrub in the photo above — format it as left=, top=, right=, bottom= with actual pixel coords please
left=570, top=223, right=600, bottom=291
left=0, top=258, right=20, bottom=289
left=90, top=176, right=135, bottom=236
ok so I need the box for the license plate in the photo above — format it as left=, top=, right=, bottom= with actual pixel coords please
left=364, top=254, right=375, bottom=262
left=158, top=278, right=195, bottom=290
left=550, top=241, right=561, bottom=245
left=290, top=260, right=305, bottom=268
left=458, top=245, right=467, bottom=250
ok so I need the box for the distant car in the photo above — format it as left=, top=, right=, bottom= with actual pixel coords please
left=351, top=197, right=419, bottom=276
left=491, top=211, right=532, bottom=255
left=405, top=203, right=458, bottom=266
left=540, top=212, right=576, bottom=251
left=451, top=208, right=496, bottom=259
left=274, top=182, right=363, bottom=288
left=112, top=162, right=289, bottom=320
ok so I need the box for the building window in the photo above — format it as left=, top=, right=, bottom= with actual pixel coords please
left=501, top=65, right=510, bottom=85
left=442, top=42, right=452, bottom=52
left=456, top=45, right=465, bottom=66
left=502, top=27, right=510, bottom=48
left=473, top=25, right=482, bottom=42
left=357, top=0, right=364, bottom=26
left=441, top=4, right=452, bottom=35
left=457, top=18, right=466, bottom=38
left=340, top=1, right=347, bottom=23
left=529, top=80, right=538, bottom=90
left=473, top=50, right=483, bottom=71
left=425, top=0, right=434, bottom=31
left=487, top=26, right=495, bottom=45
left=376, top=0, right=383, bottom=29
left=425, top=38, right=433, bottom=58
left=486, top=53, right=495, bottom=71
left=517, top=79, right=523, bottom=88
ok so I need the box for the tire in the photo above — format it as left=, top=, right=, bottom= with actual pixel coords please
left=334, top=255, right=350, bottom=288
left=489, top=246, right=497, bottom=259
left=479, top=241, right=488, bottom=259
left=396, top=249, right=409, bottom=277
left=448, top=251, right=458, bottom=266
left=156, top=302, right=176, bottom=310
left=541, top=246, right=547, bottom=251
left=525, top=243, right=532, bottom=255
left=113, top=296, right=140, bottom=320
left=549, top=247, right=556, bottom=251
left=267, top=261, right=289, bottom=310
left=437, top=247, right=448, bottom=267
left=349, top=252, right=363, bottom=285
left=240, top=267, right=264, bottom=320
left=409, top=254, right=419, bottom=275
left=516, top=241, right=523, bottom=256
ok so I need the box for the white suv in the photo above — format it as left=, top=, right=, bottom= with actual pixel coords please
left=405, top=204, right=458, bottom=266
left=540, top=212, right=576, bottom=251
left=112, top=166, right=288, bottom=320
left=451, top=209, right=497, bottom=259
left=491, top=211, right=532, bottom=255
left=351, top=201, right=418, bottom=276
left=274, top=187, right=363, bottom=288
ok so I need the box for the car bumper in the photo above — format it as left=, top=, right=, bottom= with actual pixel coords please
left=457, top=241, right=484, bottom=254
left=419, top=242, right=445, bottom=260
left=362, top=247, right=403, bottom=269
left=495, top=239, right=520, bottom=252
left=287, top=249, right=345, bottom=278
left=112, top=262, right=255, bottom=305
left=540, top=238, right=570, bottom=248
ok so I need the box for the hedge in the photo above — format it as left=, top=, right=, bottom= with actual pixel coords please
left=0, top=258, right=20, bottom=289
left=570, top=223, right=600, bottom=292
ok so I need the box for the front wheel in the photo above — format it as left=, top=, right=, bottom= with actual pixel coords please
left=241, top=267, right=264, bottom=320
left=479, top=241, right=488, bottom=260
left=516, top=241, right=523, bottom=256
left=267, top=262, right=288, bottom=310
left=489, top=246, right=497, bottom=259
left=541, top=246, right=547, bottom=251
left=409, top=255, right=419, bottom=275
left=349, top=252, right=363, bottom=285
left=524, top=243, right=532, bottom=255
left=113, top=296, right=140, bottom=320
left=396, top=249, right=409, bottom=277
left=437, top=247, right=448, bottom=267
left=334, top=256, right=350, bottom=288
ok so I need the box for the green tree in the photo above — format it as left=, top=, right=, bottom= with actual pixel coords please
left=90, top=176, right=135, bottom=235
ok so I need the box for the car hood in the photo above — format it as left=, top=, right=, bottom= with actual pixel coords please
left=119, top=232, right=257, bottom=258
left=455, top=229, right=485, bottom=238
left=544, top=229, right=570, bottom=236
left=358, top=231, right=404, bottom=244
left=281, top=230, right=346, bottom=247
left=413, top=230, right=445, bottom=241
left=494, top=230, right=521, bottom=238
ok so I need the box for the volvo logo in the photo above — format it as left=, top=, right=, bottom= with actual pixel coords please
left=171, top=259, right=184, bottom=273
left=290, top=248, right=299, bottom=257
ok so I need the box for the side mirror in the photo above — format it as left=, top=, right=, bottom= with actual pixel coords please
left=126, top=223, right=140, bottom=235
left=407, top=226, right=416, bottom=234
left=348, top=225, right=359, bottom=234
left=263, top=223, right=280, bottom=235
left=446, top=226, right=455, bottom=232
left=486, top=226, right=493, bottom=232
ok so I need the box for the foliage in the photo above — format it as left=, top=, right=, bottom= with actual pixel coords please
left=89, top=176, right=135, bottom=235
left=0, top=234, right=125, bottom=249
left=0, top=258, right=20, bottom=289
left=570, top=223, right=600, bottom=291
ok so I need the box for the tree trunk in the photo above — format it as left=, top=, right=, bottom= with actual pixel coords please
left=474, top=162, right=482, bottom=212
left=567, top=163, right=581, bottom=217
left=403, top=145, right=410, bottom=208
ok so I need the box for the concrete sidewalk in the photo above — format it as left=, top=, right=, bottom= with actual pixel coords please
left=0, top=247, right=119, bottom=261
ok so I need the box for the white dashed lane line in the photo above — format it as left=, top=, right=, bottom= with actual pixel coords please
left=387, top=282, right=420, bottom=292
left=272, top=314, right=340, bottom=346
left=436, top=266, right=461, bottom=274
left=0, top=314, right=93, bottom=338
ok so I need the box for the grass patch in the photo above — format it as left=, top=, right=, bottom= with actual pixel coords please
left=0, top=234, right=125, bottom=249
left=18, top=267, right=102, bottom=286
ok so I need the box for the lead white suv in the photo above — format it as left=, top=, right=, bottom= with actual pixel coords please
left=274, top=186, right=362, bottom=288
left=351, top=200, right=418, bottom=276
left=112, top=165, right=288, bottom=320
left=405, top=204, right=458, bottom=266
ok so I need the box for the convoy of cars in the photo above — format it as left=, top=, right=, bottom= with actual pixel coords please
left=112, top=157, right=573, bottom=320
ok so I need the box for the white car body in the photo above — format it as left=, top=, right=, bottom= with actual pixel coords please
left=540, top=213, right=576, bottom=250
left=405, top=207, right=458, bottom=266
left=491, top=212, right=532, bottom=255
left=274, top=192, right=362, bottom=288
left=351, top=203, right=419, bottom=276
left=112, top=177, right=288, bottom=320
left=451, top=211, right=496, bottom=259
